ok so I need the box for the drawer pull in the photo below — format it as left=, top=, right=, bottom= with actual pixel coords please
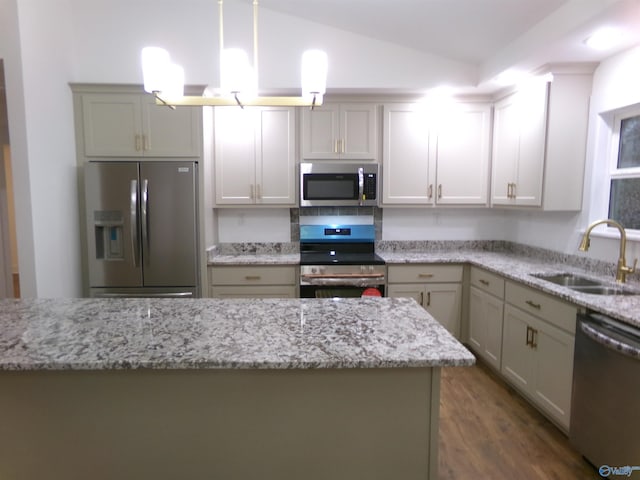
left=479, top=279, right=490, bottom=286
left=244, top=275, right=262, bottom=280
left=525, top=300, right=541, bottom=310
left=418, top=273, right=434, bottom=279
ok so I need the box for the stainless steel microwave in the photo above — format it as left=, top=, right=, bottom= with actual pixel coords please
left=300, top=162, right=379, bottom=207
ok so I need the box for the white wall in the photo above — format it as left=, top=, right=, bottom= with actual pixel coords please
left=381, top=208, right=508, bottom=241
left=0, top=0, right=81, bottom=297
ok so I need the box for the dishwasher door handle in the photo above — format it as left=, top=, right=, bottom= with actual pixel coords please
left=580, top=321, right=640, bottom=360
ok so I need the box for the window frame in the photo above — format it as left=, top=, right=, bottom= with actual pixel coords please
left=604, top=104, right=640, bottom=236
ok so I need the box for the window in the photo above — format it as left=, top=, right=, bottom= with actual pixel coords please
left=608, top=107, right=640, bottom=230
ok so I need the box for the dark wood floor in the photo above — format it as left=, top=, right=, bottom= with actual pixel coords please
left=438, top=362, right=599, bottom=479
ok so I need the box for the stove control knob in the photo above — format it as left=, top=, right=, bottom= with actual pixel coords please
left=311, top=267, right=317, bottom=274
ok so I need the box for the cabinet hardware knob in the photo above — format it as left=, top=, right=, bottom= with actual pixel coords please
left=525, top=300, right=541, bottom=310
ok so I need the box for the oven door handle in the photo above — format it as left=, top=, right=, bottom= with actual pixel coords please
left=580, top=320, right=640, bottom=360
left=358, top=167, right=364, bottom=206
left=301, top=273, right=385, bottom=279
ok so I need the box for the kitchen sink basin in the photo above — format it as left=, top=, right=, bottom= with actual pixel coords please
left=531, top=273, right=602, bottom=287
left=531, top=272, right=639, bottom=295
left=569, top=285, right=638, bottom=296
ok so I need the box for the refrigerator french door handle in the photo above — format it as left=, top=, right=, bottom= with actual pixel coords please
left=130, top=179, right=139, bottom=267
left=141, top=179, right=149, bottom=264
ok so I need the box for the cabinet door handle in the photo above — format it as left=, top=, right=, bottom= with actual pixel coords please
left=340, top=138, right=345, bottom=154
left=437, top=184, right=442, bottom=199
left=426, top=291, right=431, bottom=307
left=245, top=275, right=262, bottom=281
left=428, top=184, right=433, bottom=199
left=249, top=184, right=254, bottom=200
left=143, top=134, right=150, bottom=151
left=420, top=291, right=424, bottom=305
left=479, top=279, right=490, bottom=286
left=135, top=134, right=142, bottom=152
left=531, top=328, right=538, bottom=349
left=525, top=300, right=541, bottom=310
left=526, top=325, right=533, bottom=346
left=256, top=184, right=262, bottom=200
left=418, top=273, right=434, bottom=279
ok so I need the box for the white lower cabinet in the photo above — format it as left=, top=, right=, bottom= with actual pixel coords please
left=208, top=265, right=297, bottom=298
left=468, top=267, right=505, bottom=371
left=500, top=281, right=577, bottom=432
left=387, top=265, right=463, bottom=338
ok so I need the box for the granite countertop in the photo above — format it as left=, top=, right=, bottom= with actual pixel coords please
left=207, top=245, right=640, bottom=329
left=379, top=250, right=640, bottom=329
left=209, top=253, right=300, bottom=265
left=0, top=297, right=475, bottom=371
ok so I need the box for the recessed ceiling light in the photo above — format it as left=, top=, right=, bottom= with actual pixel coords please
left=584, top=27, right=622, bottom=51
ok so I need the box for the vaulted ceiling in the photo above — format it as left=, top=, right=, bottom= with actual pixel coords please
left=251, top=0, right=640, bottom=86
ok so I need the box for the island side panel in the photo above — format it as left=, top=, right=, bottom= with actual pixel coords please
left=0, top=367, right=440, bottom=480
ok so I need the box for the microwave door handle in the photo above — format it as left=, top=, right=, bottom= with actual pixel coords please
left=358, top=167, right=364, bottom=206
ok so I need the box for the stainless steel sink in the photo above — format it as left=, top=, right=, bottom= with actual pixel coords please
left=569, top=285, right=637, bottom=296
left=531, top=273, right=602, bottom=287
left=531, top=272, right=639, bottom=295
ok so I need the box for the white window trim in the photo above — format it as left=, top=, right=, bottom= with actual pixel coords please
left=596, top=103, right=640, bottom=242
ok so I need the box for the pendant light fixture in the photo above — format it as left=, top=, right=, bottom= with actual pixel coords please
left=141, top=0, right=328, bottom=108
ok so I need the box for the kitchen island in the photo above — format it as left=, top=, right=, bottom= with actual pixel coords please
left=0, top=297, right=473, bottom=480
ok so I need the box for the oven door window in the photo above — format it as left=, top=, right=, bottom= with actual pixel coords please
left=303, top=174, right=359, bottom=200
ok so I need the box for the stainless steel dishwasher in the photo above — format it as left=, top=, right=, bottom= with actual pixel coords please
left=570, top=311, right=640, bottom=472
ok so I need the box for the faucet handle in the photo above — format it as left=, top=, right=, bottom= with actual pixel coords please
left=622, top=258, right=637, bottom=275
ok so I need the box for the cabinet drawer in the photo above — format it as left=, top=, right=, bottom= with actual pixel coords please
left=210, top=266, right=296, bottom=286
left=388, top=264, right=463, bottom=283
left=505, top=281, right=577, bottom=333
left=470, top=267, right=505, bottom=299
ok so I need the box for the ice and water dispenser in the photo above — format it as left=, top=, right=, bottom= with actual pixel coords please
left=92, top=210, right=125, bottom=261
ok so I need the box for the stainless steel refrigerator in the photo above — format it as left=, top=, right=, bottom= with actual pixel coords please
left=84, top=161, right=200, bottom=297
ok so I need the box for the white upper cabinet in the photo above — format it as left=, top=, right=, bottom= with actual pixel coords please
left=302, top=103, right=378, bottom=160
left=491, top=81, right=547, bottom=206
left=434, top=103, right=492, bottom=205
left=382, top=102, right=491, bottom=206
left=491, top=67, right=594, bottom=210
left=382, top=104, right=432, bottom=204
left=214, top=107, right=296, bottom=206
left=81, top=93, right=201, bottom=158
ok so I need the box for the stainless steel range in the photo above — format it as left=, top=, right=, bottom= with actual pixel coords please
left=299, top=224, right=386, bottom=298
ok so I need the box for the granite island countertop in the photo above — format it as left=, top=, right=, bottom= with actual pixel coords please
left=0, top=297, right=474, bottom=371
